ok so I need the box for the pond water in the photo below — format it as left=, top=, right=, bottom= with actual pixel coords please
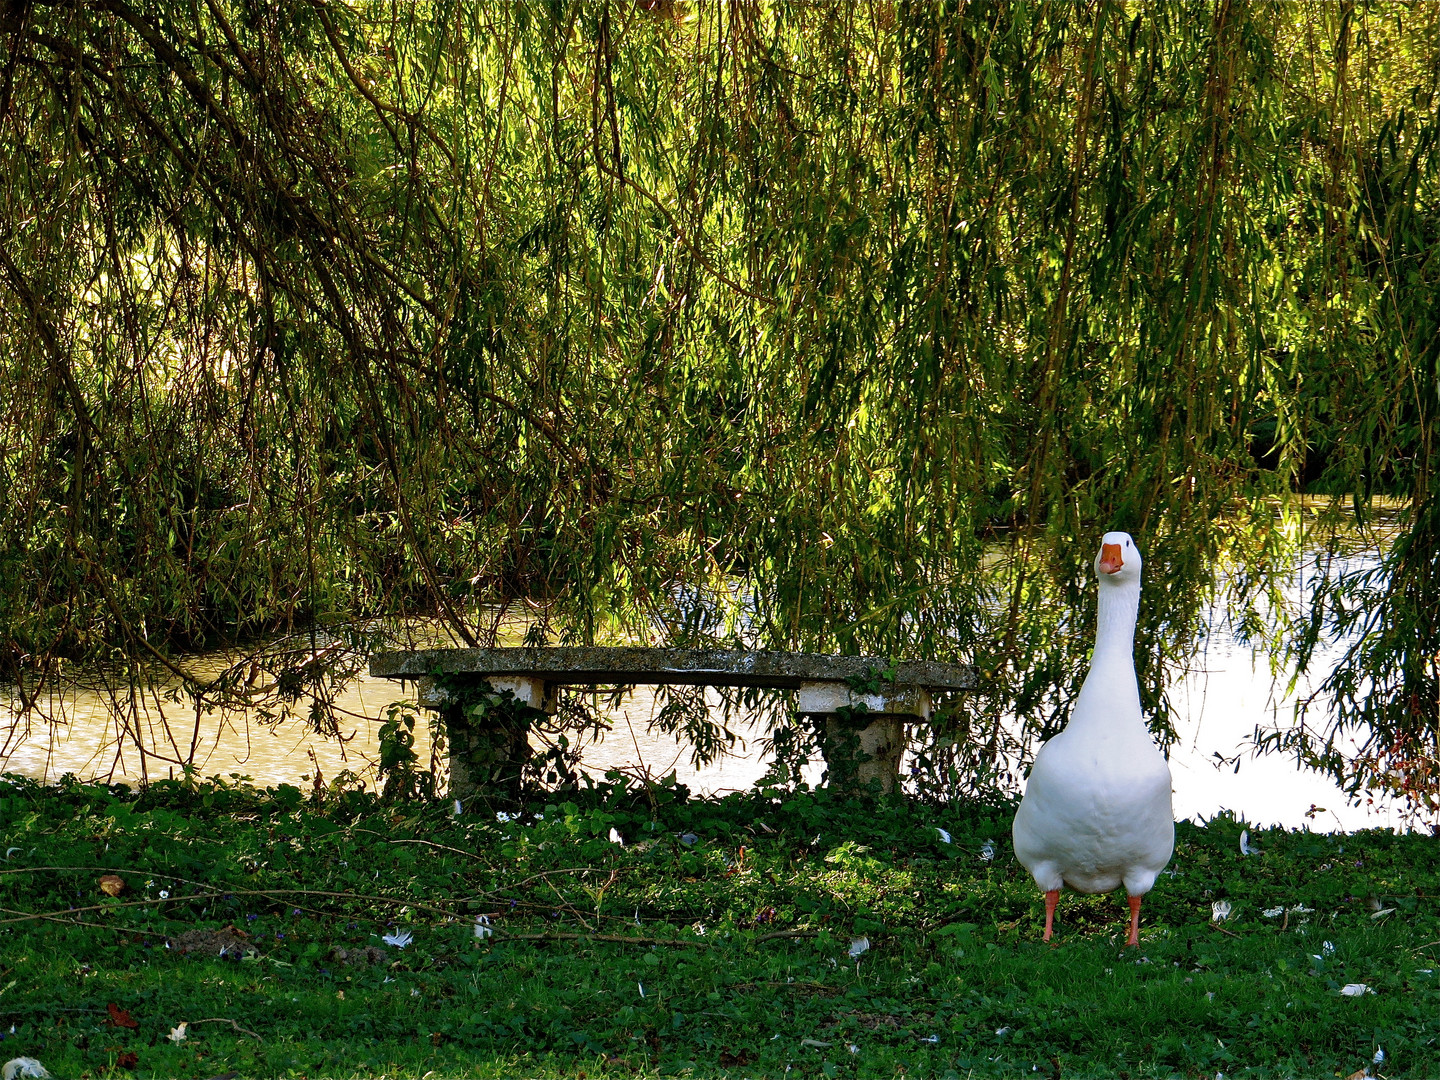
left=0, top=555, right=1424, bottom=833
left=0, top=640, right=1416, bottom=833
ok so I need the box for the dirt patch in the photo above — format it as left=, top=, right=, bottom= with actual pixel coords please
left=330, top=945, right=390, bottom=966
left=169, top=925, right=255, bottom=958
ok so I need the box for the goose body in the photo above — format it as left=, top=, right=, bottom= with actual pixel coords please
left=1011, top=531, right=1174, bottom=945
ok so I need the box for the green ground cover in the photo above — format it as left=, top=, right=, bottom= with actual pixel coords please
left=1, top=775, right=1436, bottom=1078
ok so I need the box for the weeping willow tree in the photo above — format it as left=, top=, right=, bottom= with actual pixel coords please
left=1, top=0, right=1437, bottom=799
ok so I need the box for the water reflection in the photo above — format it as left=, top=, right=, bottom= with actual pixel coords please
left=0, top=551, right=1426, bottom=833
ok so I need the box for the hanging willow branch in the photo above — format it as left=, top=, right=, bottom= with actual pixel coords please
left=1, top=0, right=1437, bottom=797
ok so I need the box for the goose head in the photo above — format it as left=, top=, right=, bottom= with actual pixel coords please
left=1094, top=530, right=1142, bottom=585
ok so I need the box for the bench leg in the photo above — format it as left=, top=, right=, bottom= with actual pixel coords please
left=798, top=682, right=929, bottom=796
left=443, top=703, right=530, bottom=805
left=422, top=676, right=554, bottom=805
left=818, top=713, right=906, bottom=794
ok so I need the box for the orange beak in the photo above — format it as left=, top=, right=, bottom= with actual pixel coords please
left=1099, top=543, right=1124, bottom=574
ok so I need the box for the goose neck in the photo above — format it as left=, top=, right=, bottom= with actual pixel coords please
left=1082, top=578, right=1140, bottom=688
left=1091, top=577, right=1140, bottom=665
left=1071, top=573, right=1145, bottom=732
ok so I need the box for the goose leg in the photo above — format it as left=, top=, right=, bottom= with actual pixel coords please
left=1125, top=895, right=1142, bottom=947
left=1042, top=889, right=1059, bottom=943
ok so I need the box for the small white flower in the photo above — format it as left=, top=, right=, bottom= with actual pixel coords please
left=167, top=1022, right=187, bottom=1044
left=1288, top=904, right=1315, bottom=914
left=495, top=811, right=515, bottom=823
left=410, top=987, right=420, bottom=997
left=935, top=828, right=952, bottom=844
left=473, top=916, right=493, bottom=940
left=159, top=889, right=169, bottom=899
left=847, top=1044, right=859, bottom=1055
left=1210, top=900, right=1233, bottom=922
left=1339, top=983, right=1371, bottom=996
left=848, top=937, right=870, bottom=958
left=382, top=930, right=413, bottom=948
left=609, top=827, right=624, bottom=846
left=1239, top=830, right=1256, bottom=856
left=1262, top=906, right=1284, bottom=918
left=979, top=839, right=996, bottom=861
left=1322, top=940, right=1335, bottom=955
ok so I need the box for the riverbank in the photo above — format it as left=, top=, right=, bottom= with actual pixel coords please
left=2, top=776, right=1435, bottom=1078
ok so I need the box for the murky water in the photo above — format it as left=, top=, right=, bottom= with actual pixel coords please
left=1, top=561, right=1425, bottom=833
left=0, top=668, right=811, bottom=797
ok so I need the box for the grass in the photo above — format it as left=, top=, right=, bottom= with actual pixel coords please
left=2, top=773, right=1438, bottom=1078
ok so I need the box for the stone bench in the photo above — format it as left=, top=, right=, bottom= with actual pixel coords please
left=369, top=647, right=980, bottom=802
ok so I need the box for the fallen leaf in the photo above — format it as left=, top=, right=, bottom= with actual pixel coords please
left=167, top=1022, right=187, bottom=1043
left=1339, top=983, right=1372, bottom=996
left=106, top=1003, right=139, bottom=1029
left=117, top=1050, right=138, bottom=1069
left=98, top=875, right=126, bottom=897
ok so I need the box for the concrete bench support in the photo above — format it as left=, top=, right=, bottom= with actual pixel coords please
left=420, top=676, right=557, bottom=804
left=797, top=682, right=933, bottom=795
left=373, top=648, right=977, bottom=802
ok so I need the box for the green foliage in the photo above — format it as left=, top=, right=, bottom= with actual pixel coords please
left=376, top=702, right=438, bottom=803
left=3, top=779, right=1440, bottom=1076
left=2, top=1, right=1440, bottom=791
left=843, top=664, right=899, bottom=698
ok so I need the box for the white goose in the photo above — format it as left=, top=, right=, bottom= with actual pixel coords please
left=1011, top=531, right=1174, bottom=946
